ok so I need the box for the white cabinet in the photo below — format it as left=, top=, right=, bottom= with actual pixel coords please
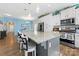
left=75, top=17, right=79, bottom=24
left=75, top=34, right=79, bottom=48
left=38, top=14, right=60, bottom=32
left=60, top=7, right=75, bottom=20
left=75, top=8, right=79, bottom=24
left=52, top=14, right=60, bottom=25
left=44, top=14, right=60, bottom=32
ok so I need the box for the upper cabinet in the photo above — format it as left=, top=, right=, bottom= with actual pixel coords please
left=75, top=8, right=79, bottom=24
left=38, top=14, right=60, bottom=32
left=52, top=14, right=61, bottom=25
left=60, top=7, right=75, bottom=20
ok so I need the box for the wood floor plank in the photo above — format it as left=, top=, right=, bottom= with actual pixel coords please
left=60, top=44, right=79, bottom=56
left=0, top=32, right=24, bottom=56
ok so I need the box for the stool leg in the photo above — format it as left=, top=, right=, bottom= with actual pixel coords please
left=34, top=47, right=36, bottom=56
left=19, top=43, right=22, bottom=53
left=25, top=51, right=28, bottom=56
left=19, top=42, right=23, bottom=53
left=32, top=47, right=36, bottom=56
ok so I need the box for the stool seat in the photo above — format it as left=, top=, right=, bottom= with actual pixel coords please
left=24, top=43, right=36, bottom=56
left=22, top=41, right=36, bottom=50
left=24, top=43, right=36, bottom=51
left=22, top=41, right=36, bottom=56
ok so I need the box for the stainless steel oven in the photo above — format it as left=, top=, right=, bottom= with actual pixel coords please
left=60, top=33, right=75, bottom=44
left=60, top=18, right=75, bottom=47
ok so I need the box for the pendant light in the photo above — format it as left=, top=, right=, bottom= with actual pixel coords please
left=26, top=13, right=34, bottom=20
left=21, top=12, right=34, bottom=20
left=20, top=3, right=34, bottom=20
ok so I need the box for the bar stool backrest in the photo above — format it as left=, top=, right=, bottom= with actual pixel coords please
left=17, top=31, right=22, bottom=38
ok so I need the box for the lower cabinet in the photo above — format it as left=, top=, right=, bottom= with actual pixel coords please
left=47, top=37, right=59, bottom=56
left=75, top=34, right=79, bottom=48
left=36, top=37, right=59, bottom=56
left=36, top=41, right=48, bottom=56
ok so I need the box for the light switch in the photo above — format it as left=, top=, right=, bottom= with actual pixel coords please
left=49, top=42, right=52, bottom=48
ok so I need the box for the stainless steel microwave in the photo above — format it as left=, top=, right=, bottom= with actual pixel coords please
left=66, top=18, right=75, bottom=25
left=61, top=18, right=75, bottom=25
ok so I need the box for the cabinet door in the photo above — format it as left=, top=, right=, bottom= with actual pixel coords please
left=66, top=7, right=75, bottom=18
left=76, top=8, right=79, bottom=24
left=75, top=17, right=79, bottom=24
left=75, top=34, right=79, bottom=48
left=54, top=14, right=61, bottom=25
left=36, top=41, right=48, bottom=56
left=60, top=9, right=68, bottom=19
left=48, top=37, right=60, bottom=56
left=44, top=14, right=60, bottom=32
left=60, top=7, right=75, bottom=19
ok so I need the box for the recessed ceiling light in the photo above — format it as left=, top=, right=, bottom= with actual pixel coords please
left=36, top=6, right=40, bottom=13
left=48, top=4, right=51, bottom=8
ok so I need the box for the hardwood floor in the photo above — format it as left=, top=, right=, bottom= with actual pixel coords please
left=60, top=44, right=79, bottom=56
left=0, top=32, right=24, bottom=56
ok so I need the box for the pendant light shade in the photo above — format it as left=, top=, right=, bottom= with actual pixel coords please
left=20, top=13, right=34, bottom=20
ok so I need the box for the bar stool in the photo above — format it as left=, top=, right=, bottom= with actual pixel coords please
left=18, top=31, right=22, bottom=37
left=21, top=34, right=36, bottom=56
left=17, top=32, right=24, bottom=51
left=17, top=31, right=22, bottom=42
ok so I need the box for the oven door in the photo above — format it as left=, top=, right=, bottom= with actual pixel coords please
left=67, top=33, right=75, bottom=41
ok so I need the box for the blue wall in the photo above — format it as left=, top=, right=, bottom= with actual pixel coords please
left=0, top=16, right=32, bottom=34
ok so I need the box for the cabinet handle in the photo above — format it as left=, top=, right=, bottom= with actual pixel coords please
left=48, top=42, right=52, bottom=48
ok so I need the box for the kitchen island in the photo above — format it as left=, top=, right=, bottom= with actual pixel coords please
left=22, top=30, right=60, bottom=56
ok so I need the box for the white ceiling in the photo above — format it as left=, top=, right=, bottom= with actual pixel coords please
left=0, top=3, right=76, bottom=19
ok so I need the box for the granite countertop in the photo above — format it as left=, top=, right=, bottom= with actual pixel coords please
left=22, top=30, right=60, bottom=44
